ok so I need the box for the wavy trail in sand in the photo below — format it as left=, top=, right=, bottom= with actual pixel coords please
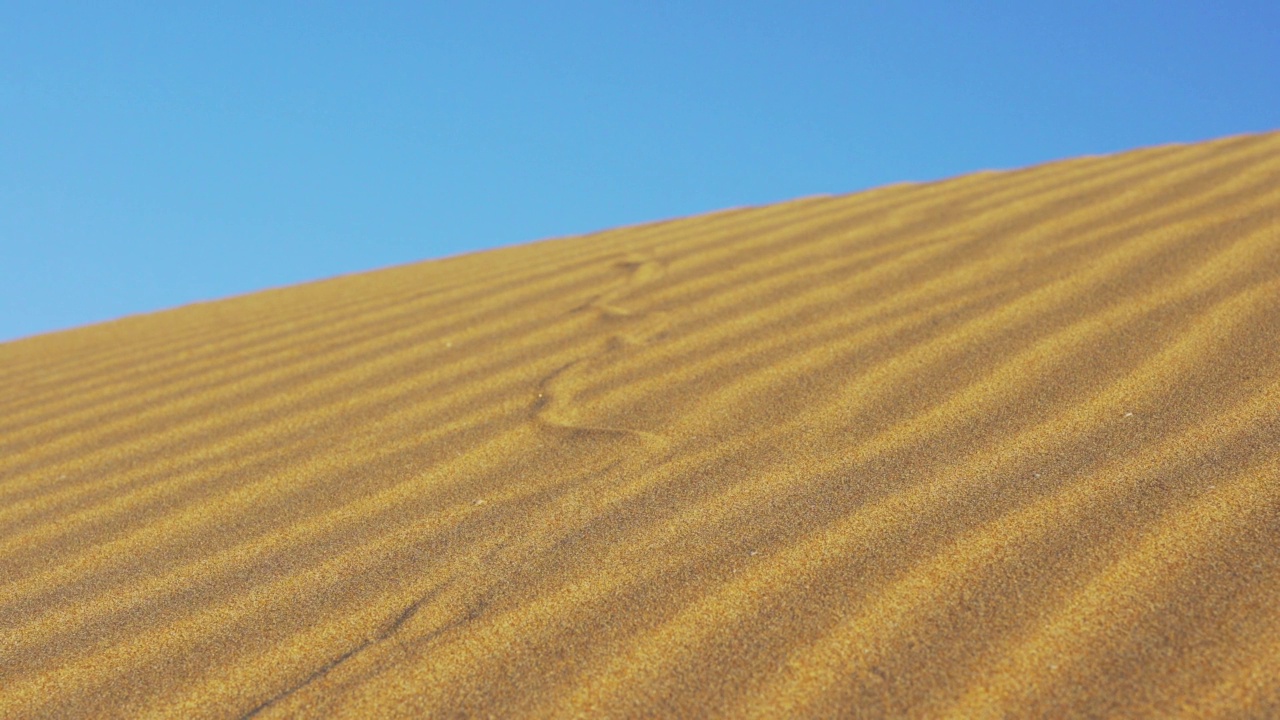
left=2, top=131, right=1279, bottom=718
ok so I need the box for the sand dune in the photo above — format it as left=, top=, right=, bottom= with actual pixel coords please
left=3, top=131, right=1280, bottom=718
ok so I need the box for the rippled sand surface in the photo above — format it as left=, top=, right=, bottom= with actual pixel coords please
left=3, top=131, right=1280, bottom=718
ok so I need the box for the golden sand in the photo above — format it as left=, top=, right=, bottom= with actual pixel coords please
left=3, top=131, right=1280, bottom=718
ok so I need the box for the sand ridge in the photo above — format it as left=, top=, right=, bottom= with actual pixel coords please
left=2, top=130, right=1280, bottom=718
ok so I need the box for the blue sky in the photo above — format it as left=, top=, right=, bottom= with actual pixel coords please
left=3, top=2, right=1277, bottom=342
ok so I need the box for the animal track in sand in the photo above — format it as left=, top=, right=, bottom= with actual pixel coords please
left=532, top=253, right=672, bottom=457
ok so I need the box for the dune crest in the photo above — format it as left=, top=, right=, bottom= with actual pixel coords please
left=3, top=131, right=1280, bottom=718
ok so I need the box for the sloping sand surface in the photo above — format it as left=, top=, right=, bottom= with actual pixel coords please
left=3, top=131, right=1280, bottom=718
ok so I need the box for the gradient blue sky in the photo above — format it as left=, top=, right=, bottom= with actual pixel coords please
left=3, top=2, right=1277, bottom=342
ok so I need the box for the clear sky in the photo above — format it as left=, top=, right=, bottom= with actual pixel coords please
left=3, top=2, right=1277, bottom=342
